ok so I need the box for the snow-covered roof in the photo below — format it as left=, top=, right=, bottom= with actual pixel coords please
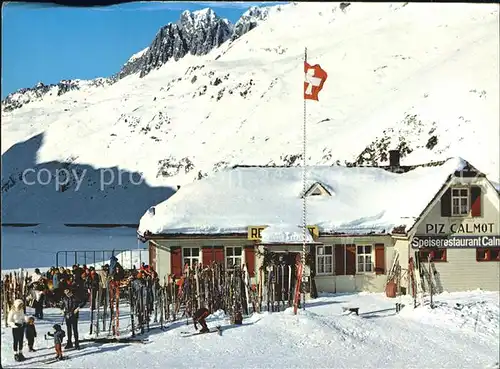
left=261, top=224, right=317, bottom=244
left=138, top=157, right=469, bottom=237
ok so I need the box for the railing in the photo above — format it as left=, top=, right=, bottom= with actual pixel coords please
left=55, top=249, right=147, bottom=270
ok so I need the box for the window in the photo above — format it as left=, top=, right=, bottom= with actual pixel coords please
left=316, top=245, right=334, bottom=275
left=451, top=188, right=469, bottom=216
left=418, top=248, right=447, bottom=262
left=226, top=247, right=242, bottom=269
left=303, top=182, right=332, bottom=197
left=476, top=248, right=500, bottom=262
left=356, top=245, right=373, bottom=273
left=183, top=247, right=200, bottom=267
left=310, top=187, right=322, bottom=196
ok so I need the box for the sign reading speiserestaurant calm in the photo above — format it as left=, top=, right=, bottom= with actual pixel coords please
left=413, top=221, right=499, bottom=248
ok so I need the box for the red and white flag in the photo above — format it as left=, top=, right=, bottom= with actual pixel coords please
left=304, top=61, right=328, bottom=101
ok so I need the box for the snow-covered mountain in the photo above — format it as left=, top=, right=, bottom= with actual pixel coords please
left=1, top=6, right=279, bottom=112
left=1, top=2, right=499, bottom=224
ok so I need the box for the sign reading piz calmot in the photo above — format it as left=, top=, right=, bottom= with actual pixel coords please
left=425, top=222, right=495, bottom=234
left=411, top=235, right=500, bottom=249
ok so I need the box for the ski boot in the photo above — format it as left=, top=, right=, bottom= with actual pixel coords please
left=200, top=327, right=210, bottom=334
left=14, top=353, right=20, bottom=362
left=18, top=352, right=26, bottom=361
left=65, top=342, right=73, bottom=350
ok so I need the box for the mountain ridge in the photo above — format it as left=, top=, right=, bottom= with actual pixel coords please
left=1, top=5, right=279, bottom=111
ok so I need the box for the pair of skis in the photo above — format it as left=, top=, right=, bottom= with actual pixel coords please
left=42, top=337, right=149, bottom=365
left=264, top=263, right=293, bottom=313
left=43, top=357, right=66, bottom=365
left=89, top=284, right=101, bottom=335
left=180, top=325, right=222, bottom=337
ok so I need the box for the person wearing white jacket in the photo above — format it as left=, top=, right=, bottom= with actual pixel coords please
left=31, top=269, right=42, bottom=284
left=7, top=299, right=28, bottom=362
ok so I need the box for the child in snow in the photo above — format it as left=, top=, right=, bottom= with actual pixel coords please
left=25, top=316, right=37, bottom=352
left=47, top=324, right=66, bottom=361
left=7, top=299, right=28, bottom=362
left=192, top=307, right=210, bottom=333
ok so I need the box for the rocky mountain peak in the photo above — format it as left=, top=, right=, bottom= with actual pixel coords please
left=231, top=5, right=274, bottom=41
left=179, top=8, right=216, bottom=25
left=117, top=8, right=233, bottom=79
left=118, top=5, right=277, bottom=80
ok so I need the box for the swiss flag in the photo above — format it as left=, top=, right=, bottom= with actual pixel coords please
left=304, top=61, right=328, bottom=101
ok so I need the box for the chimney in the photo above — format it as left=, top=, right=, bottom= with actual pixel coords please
left=389, top=150, right=400, bottom=167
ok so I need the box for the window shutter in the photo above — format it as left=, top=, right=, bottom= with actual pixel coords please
left=170, top=247, right=182, bottom=277
left=202, top=246, right=224, bottom=265
left=476, top=248, right=488, bottom=262
left=345, top=245, right=356, bottom=275
left=440, top=188, right=452, bottom=217
left=309, top=245, right=317, bottom=277
left=374, top=244, right=385, bottom=274
left=334, top=244, right=345, bottom=275
left=470, top=186, right=482, bottom=217
left=202, top=247, right=214, bottom=266
left=244, top=246, right=256, bottom=277
left=214, top=247, right=224, bottom=263
left=148, top=242, right=157, bottom=272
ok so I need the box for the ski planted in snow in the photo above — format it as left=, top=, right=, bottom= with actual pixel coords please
left=293, top=262, right=303, bottom=314
left=89, top=285, right=94, bottom=335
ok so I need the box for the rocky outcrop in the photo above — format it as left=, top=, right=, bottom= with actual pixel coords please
left=231, top=6, right=273, bottom=41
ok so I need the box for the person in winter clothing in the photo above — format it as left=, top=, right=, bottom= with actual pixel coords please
left=97, top=266, right=110, bottom=307
left=60, top=288, right=86, bottom=350
left=25, top=316, right=37, bottom=352
left=72, top=265, right=87, bottom=298
left=31, top=268, right=43, bottom=284
left=47, top=324, right=66, bottom=360
left=192, top=307, right=210, bottom=333
left=52, top=269, right=60, bottom=290
left=111, top=263, right=125, bottom=282
left=130, top=265, right=138, bottom=277
left=85, top=269, right=100, bottom=310
left=7, top=299, right=28, bottom=361
left=33, top=283, right=45, bottom=319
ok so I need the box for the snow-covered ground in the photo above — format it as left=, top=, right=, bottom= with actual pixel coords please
left=1, top=225, right=498, bottom=368
left=1, top=291, right=498, bottom=368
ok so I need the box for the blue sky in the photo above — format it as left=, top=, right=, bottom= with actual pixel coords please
left=1, top=1, right=287, bottom=98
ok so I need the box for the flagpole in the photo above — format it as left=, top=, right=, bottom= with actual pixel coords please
left=301, top=46, right=307, bottom=311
